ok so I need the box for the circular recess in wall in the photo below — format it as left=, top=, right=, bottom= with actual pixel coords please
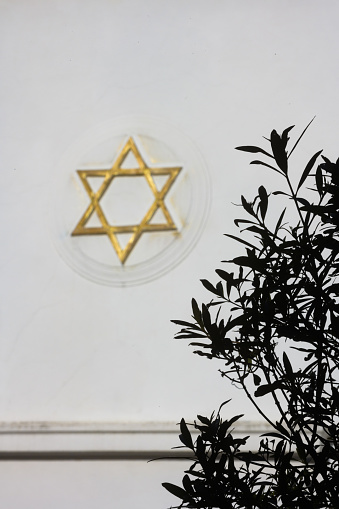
left=51, top=117, right=211, bottom=286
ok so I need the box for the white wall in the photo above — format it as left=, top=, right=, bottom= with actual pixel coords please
left=0, top=459, right=190, bottom=509
left=1, top=0, right=339, bottom=507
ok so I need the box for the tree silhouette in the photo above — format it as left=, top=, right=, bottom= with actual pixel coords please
left=163, top=121, right=339, bottom=508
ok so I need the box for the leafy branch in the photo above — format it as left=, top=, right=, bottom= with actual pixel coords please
left=163, top=123, right=339, bottom=508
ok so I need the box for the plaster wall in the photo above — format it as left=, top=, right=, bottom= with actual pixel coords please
left=1, top=0, right=339, bottom=507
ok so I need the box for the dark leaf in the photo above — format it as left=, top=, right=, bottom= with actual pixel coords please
left=225, top=315, right=245, bottom=332
left=245, top=225, right=266, bottom=236
left=241, top=195, right=255, bottom=216
left=182, top=475, right=193, bottom=495
left=231, top=256, right=252, bottom=267
left=270, top=130, right=288, bottom=174
left=283, top=351, right=293, bottom=380
left=179, top=418, right=194, bottom=450
left=189, top=342, right=211, bottom=348
left=288, top=116, right=315, bottom=158
left=215, top=281, right=224, bottom=297
left=191, top=299, right=203, bottom=328
left=171, top=319, right=200, bottom=329
left=315, top=165, right=324, bottom=196
left=281, top=125, right=295, bottom=145
left=215, top=269, right=232, bottom=282
left=232, top=255, right=266, bottom=272
left=235, top=145, right=273, bottom=158
left=250, top=160, right=283, bottom=174
left=227, top=414, right=244, bottom=427
left=273, top=208, right=286, bottom=238
left=296, top=197, right=310, bottom=207
left=217, top=399, right=232, bottom=413
left=197, top=415, right=210, bottom=425
left=296, top=150, right=323, bottom=192
left=274, top=439, right=286, bottom=464
left=224, top=234, right=258, bottom=250
left=258, top=185, right=268, bottom=220
left=255, top=380, right=283, bottom=397
left=162, top=483, right=190, bottom=501
left=200, top=279, right=221, bottom=297
left=234, top=219, right=257, bottom=228
left=215, top=269, right=235, bottom=297
left=201, top=304, right=211, bottom=329
left=272, top=190, right=291, bottom=197
left=175, top=333, right=207, bottom=339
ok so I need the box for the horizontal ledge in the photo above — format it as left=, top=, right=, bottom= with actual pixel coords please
left=0, top=420, right=271, bottom=434
left=0, top=450, right=193, bottom=461
left=0, top=421, right=272, bottom=456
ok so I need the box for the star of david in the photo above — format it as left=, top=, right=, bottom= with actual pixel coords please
left=71, top=137, right=182, bottom=264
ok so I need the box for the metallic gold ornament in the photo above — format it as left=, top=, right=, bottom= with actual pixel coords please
left=71, top=137, right=182, bottom=264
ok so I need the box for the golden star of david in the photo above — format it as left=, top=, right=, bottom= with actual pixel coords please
left=71, top=137, right=182, bottom=264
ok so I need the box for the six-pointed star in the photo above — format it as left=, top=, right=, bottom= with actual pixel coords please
left=71, top=137, right=182, bottom=264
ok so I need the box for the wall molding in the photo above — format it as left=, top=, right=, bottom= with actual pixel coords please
left=0, top=421, right=272, bottom=460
